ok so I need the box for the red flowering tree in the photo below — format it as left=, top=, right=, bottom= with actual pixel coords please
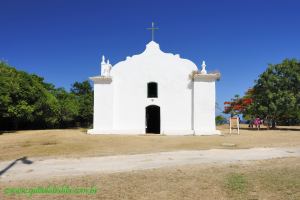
left=224, top=90, right=253, bottom=117
left=224, top=59, right=300, bottom=127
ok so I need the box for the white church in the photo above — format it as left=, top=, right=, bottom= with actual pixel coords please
left=88, top=25, right=221, bottom=135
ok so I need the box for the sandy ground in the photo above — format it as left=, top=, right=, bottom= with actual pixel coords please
left=0, top=125, right=300, bottom=161
left=1, top=157, right=299, bottom=200
left=0, top=147, right=299, bottom=183
left=1, top=127, right=299, bottom=199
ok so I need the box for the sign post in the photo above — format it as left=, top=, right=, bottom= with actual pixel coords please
left=229, top=117, right=240, bottom=135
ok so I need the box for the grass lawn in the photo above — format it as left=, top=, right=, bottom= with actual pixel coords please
left=0, top=125, right=299, bottom=161
left=1, top=157, right=299, bottom=200
left=0, top=125, right=299, bottom=199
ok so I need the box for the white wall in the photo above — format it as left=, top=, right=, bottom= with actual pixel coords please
left=88, top=41, right=220, bottom=135
left=193, top=76, right=220, bottom=135
left=109, top=42, right=197, bottom=134
left=91, top=80, right=113, bottom=131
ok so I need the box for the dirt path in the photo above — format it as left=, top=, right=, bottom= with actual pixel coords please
left=0, top=147, right=299, bottom=182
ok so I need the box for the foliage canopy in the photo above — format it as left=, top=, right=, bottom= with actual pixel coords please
left=224, top=59, right=300, bottom=126
left=0, top=62, right=93, bottom=130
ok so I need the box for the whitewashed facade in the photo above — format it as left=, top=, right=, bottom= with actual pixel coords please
left=88, top=41, right=221, bottom=135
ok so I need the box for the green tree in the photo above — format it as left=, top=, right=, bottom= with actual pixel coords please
left=251, top=59, right=300, bottom=126
left=54, top=88, right=79, bottom=128
left=215, top=115, right=227, bottom=125
left=0, top=62, right=59, bottom=129
left=0, top=62, right=82, bottom=130
left=1, top=62, right=93, bottom=130
left=71, top=81, right=93, bottom=127
left=224, top=59, right=300, bottom=127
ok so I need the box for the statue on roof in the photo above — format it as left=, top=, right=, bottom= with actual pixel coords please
left=101, top=55, right=112, bottom=77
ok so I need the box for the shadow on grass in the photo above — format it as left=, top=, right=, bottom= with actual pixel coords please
left=0, top=157, right=33, bottom=176
left=0, top=130, right=16, bottom=135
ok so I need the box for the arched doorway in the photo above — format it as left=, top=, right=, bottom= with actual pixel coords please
left=146, top=105, right=160, bottom=134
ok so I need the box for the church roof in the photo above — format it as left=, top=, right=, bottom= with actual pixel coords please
left=117, top=40, right=192, bottom=64
left=90, top=40, right=221, bottom=83
left=145, top=41, right=160, bottom=51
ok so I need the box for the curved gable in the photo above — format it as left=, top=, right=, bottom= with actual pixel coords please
left=111, top=41, right=198, bottom=77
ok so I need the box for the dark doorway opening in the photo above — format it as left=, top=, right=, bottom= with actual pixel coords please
left=146, top=105, right=160, bottom=134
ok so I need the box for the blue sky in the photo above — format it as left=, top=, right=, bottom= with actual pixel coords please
left=1, top=0, right=300, bottom=114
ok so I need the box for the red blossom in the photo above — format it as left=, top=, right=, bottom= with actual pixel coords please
left=242, top=98, right=253, bottom=105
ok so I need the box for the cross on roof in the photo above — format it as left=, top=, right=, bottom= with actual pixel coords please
left=147, top=22, right=159, bottom=41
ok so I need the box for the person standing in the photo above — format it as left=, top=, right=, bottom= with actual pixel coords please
left=254, top=117, right=261, bottom=130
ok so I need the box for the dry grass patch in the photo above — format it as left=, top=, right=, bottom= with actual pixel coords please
left=1, top=157, right=299, bottom=200
left=0, top=126, right=299, bottom=161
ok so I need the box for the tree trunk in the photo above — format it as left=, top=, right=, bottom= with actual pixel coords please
left=14, top=119, right=19, bottom=130
left=271, top=119, right=276, bottom=129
